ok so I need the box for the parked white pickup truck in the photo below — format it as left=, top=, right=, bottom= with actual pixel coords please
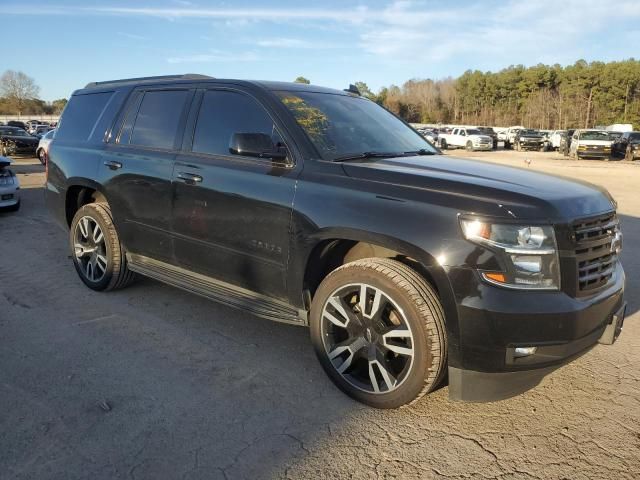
left=438, top=127, right=493, bottom=151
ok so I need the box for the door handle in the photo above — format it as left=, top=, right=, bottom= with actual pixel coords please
left=177, top=172, right=203, bottom=184
left=104, top=160, right=122, bottom=170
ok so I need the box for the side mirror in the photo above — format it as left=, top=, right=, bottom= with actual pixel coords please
left=229, top=133, right=287, bottom=160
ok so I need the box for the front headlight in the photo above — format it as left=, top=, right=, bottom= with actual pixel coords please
left=460, top=219, right=560, bottom=290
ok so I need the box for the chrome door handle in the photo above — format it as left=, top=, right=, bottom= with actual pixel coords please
left=103, top=160, right=122, bottom=170
left=177, top=172, right=203, bottom=184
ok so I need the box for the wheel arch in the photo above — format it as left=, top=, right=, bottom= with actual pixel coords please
left=64, top=177, right=110, bottom=226
left=295, top=229, right=459, bottom=339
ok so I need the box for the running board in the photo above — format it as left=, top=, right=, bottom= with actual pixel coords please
left=127, top=253, right=308, bottom=326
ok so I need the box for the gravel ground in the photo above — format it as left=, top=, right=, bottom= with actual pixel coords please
left=1, top=150, right=639, bottom=479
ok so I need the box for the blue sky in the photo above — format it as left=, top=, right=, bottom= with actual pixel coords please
left=2, top=0, right=640, bottom=101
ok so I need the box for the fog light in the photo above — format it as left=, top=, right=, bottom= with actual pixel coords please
left=514, top=346, right=537, bottom=357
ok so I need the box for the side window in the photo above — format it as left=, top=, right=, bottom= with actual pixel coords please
left=460, top=130, right=466, bottom=137
left=129, top=90, right=189, bottom=150
left=192, top=90, right=278, bottom=157
left=56, top=91, right=113, bottom=142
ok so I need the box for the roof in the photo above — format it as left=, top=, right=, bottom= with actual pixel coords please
left=80, top=74, right=350, bottom=96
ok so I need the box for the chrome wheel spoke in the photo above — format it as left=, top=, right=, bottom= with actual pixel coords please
left=95, top=254, right=108, bottom=273
left=329, top=337, right=367, bottom=374
left=325, top=296, right=352, bottom=328
left=368, top=359, right=397, bottom=393
left=93, top=227, right=104, bottom=244
left=382, top=328, right=414, bottom=357
left=78, top=217, right=90, bottom=239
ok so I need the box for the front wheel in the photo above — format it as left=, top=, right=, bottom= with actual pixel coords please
left=70, top=202, right=136, bottom=291
left=310, top=258, right=447, bottom=408
left=465, top=141, right=473, bottom=151
left=440, top=139, right=448, bottom=150
left=625, top=147, right=634, bottom=162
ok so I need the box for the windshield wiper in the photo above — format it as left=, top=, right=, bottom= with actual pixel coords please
left=404, top=149, right=437, bottom=156
left=332, top=151, right=406, bottom=162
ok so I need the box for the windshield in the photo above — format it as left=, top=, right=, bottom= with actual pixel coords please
left=581, top=131, right=610, bottom=141
left=521, top=129, right=539, bottom=135
left=629, top=133, right=640, bottom=141
left=276, top=91, right=437, bottom=160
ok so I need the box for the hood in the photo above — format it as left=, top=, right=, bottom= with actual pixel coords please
left=341, top=155, right=615, bottom=220
left=469, top=135, right=493, bottom=142
left=577, top=139, right=612, bottom=146
left=1, top=134, right=38, bottom=144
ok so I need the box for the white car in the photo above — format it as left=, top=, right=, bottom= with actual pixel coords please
left=0, top=156, right=20, bottom=211
left=504, top=126, right=525, bottom=149
left=36, top=128, right=56, bottom=165
left=438, top=127, right=493, bottom=151
left=569, top=130, right=613, bottom=160
left=548, top=130, right=566, bottom=149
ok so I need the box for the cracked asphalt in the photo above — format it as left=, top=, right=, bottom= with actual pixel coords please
left=1, top=151, right=639, bottom=479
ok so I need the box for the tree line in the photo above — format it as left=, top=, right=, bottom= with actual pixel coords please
left=0, top=70, right=67, bottom=116
left=299, top=59, right=640, bottom=130
left=369, top=59, right=640, bottom=129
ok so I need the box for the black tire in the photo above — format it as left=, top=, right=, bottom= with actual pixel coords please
left=37, top=148, right=46, bottom=165
left=625, top=147, right=634, bottom=162
left=440, top=139, right=448, bottom=150
left=310, top=258, right=447, bottom=409
left=69, top=202, right=136, bottom=291
left=465, top=141, right=473, bottom=152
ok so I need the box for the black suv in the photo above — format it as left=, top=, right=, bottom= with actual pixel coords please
left=47, top=75, right=626, bottom=408
left=611, top=131, right=640, bottom=161
left=514, top=129, right=545, bottom=151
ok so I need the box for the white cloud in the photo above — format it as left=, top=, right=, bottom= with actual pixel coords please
left=256, top=38, right=314, bottom=48
left=167, top=50, right=260, bottom=64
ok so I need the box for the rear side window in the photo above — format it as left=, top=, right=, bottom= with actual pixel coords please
left=129, top=90, right=189, bottom=149
left=56, top=92, right=113, bottom=142
left=192, top=90, right=275, bottom=156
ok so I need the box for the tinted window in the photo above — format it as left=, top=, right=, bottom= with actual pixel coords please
left=130, top=90, right=189, bottom=149
left=56, top=92, right=113, bottom=142
left=192, top=90, right=275, bottom=156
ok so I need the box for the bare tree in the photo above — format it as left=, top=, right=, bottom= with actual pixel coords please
left=0, top=70, right=40, bottom=115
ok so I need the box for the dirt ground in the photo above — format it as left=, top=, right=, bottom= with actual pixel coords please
left=1, top=150, right=639, bottom=479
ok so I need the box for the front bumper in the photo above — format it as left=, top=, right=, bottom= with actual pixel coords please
left=0, top=187, right=20, bottom=207
left=446, top=263, right=625, bottom=402
left=577, top=148, right=611, bottom=158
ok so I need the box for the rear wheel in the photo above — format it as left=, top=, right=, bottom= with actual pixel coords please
left=70, top=202, right=136, bottom=291
left=625, top=146, right=634, bottom=162
left=310, top=258, right=447, bottom=409
left=37, top=148, right=46, bottom=165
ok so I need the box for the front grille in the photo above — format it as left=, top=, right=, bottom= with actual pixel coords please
left=572, top=212, right=618, bottom=295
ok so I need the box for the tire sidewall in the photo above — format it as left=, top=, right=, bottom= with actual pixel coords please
left=69, top=204, right=117, bottom=290
left=310, top=262, right=432, bottom=408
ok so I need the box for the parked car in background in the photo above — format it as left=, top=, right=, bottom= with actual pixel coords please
left=418, top=128, right=438, bottom=145
left=611, top=131, right=640, bottom=161
left=7, top=120, right=26, bottom=130
left=0, top=126, right=39, bottom=156
left=438, top=127, right=493, bottom=151
left=570, top=130, right=613, bottom=160
left=504, top=126, right=525, bottom=149
left=36, top=128, right=56, bottom=164
left=0, top=156, right=20, bottom=211
left=607, top=131, right=623, bottom=142
left=549, top=130, right=566, bottom=150
left=31, top=125, right=53, bottom=138
left=47, top=74, right=626, bottom=407
left=476, top=127, right=498, bottom=149
left=514, top=129, right=545, bottom=151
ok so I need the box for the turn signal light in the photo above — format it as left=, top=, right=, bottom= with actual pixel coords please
left=483, top=272, right=506, bottom=283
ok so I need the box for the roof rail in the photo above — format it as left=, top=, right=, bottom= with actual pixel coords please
left=84, top=74, right=213, bottom=89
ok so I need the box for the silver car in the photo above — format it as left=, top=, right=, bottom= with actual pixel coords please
left=36, top=128, right=56, bottom=165
left=0, top=156, right=20, bottom=211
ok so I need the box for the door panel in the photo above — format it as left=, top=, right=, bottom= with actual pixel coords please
left=99, top=87, right=193, bottom=262
left=172, top=155, right=296, bottom=300
left=99, top=146, right=176, bottom=262
left=171, top=88, right=298, bottom=300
